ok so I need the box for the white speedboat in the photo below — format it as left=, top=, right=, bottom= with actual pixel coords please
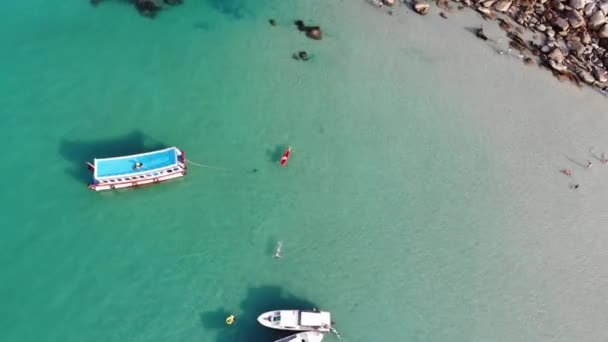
left=274, top=331, right=326, bottom=342
left=258, top=310, right=332, bottom=332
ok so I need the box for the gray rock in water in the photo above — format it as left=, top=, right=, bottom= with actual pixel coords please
left=567, top=9, right=585, bottom=28
left=569, top=0, right=584, bottom=10
left=542, top=44, right=552, bottom=53
left=538, top=23, right=547, bottom=31
left=589, top=10, right=606, bottom=30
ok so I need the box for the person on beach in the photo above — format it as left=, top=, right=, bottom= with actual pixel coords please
left=563, top=169, right=572, bottom=176
left=571, top=184, right=579, bottom=190
left=586, top=161, right=592, bottom=168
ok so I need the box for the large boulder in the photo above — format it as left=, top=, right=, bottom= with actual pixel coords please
left=494, top=0, right=512, bottom=12
left=599, top=0, right=608, bottom=14
left=567, top=9, right=585, bottom=28
left=548, top=59, right=568, bottom=71
left=578, top=70, right=595, bottom=83
left=588, top=10, right=606, bottom=29
left=548, top=47, right=565, bottom=63
left=584, top=3, right=596, bottom=17
left=569, top=0, right=585, bottom=10
left=552, top=16, right=570, bottom=31
left=594, top=67, right=608, bottom=82
left=567, top=39, right=585, bottom=55
left=414, top=1, right=430, bottom=15
left=599, top=23, right=608, bottom=38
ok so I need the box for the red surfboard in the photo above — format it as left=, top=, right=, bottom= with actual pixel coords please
left=279, top=147, right=292, bottom=166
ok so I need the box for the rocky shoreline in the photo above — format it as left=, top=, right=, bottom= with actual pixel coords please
left=378, top=0, right=608, bottom=93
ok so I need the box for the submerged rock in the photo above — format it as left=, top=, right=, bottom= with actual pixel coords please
left=294, top=20, right=323, bottom=40
left=136, top=0, right=163, bottom=17
left=476, top=27, right=489, bottom=40
left=306, top=27, right=322, bottom=40
left=292, top=51, right=310, bottom=61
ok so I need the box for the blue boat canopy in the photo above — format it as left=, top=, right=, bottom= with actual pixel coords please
left=94, top=147, right=180, bottom=181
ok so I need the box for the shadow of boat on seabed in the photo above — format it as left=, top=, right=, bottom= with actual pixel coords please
left=200, top=285, right=321, bottom=342
left=58, top=130, right=168, bottom=184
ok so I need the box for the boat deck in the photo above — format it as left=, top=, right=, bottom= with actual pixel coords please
left=95, top=147, right=178, bottom=179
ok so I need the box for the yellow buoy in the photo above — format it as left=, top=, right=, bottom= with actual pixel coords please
left=225, top=314, right=235, bottom=325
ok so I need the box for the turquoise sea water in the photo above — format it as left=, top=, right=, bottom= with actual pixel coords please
left=0, top=1, right=533, bottom=342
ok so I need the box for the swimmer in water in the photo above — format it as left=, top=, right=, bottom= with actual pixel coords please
left=273, top=241, right=283, bottom=258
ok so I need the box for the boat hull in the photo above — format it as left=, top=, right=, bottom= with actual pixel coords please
left=279, top=148, right=291, bottom=166
left=88, top=171, right=186, bottom=191
left=257, top=310, right=331, bottom=332
left=86, top=147, right=187, bottom=191
left=274, top=331, right=325, bottom=342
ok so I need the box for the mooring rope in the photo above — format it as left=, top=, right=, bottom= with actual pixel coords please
left=186, top=160, right=228, bottom=171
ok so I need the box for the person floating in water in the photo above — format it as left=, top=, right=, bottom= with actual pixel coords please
left=134, top=162, right=143, bottom=170
left=273, top=241, right=283, bottom=258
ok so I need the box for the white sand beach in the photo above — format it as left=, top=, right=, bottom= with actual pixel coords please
left=365, top=3, right=608, bottom=340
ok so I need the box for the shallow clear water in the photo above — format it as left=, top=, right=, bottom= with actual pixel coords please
left=0, top=1, right=525, bottom=342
